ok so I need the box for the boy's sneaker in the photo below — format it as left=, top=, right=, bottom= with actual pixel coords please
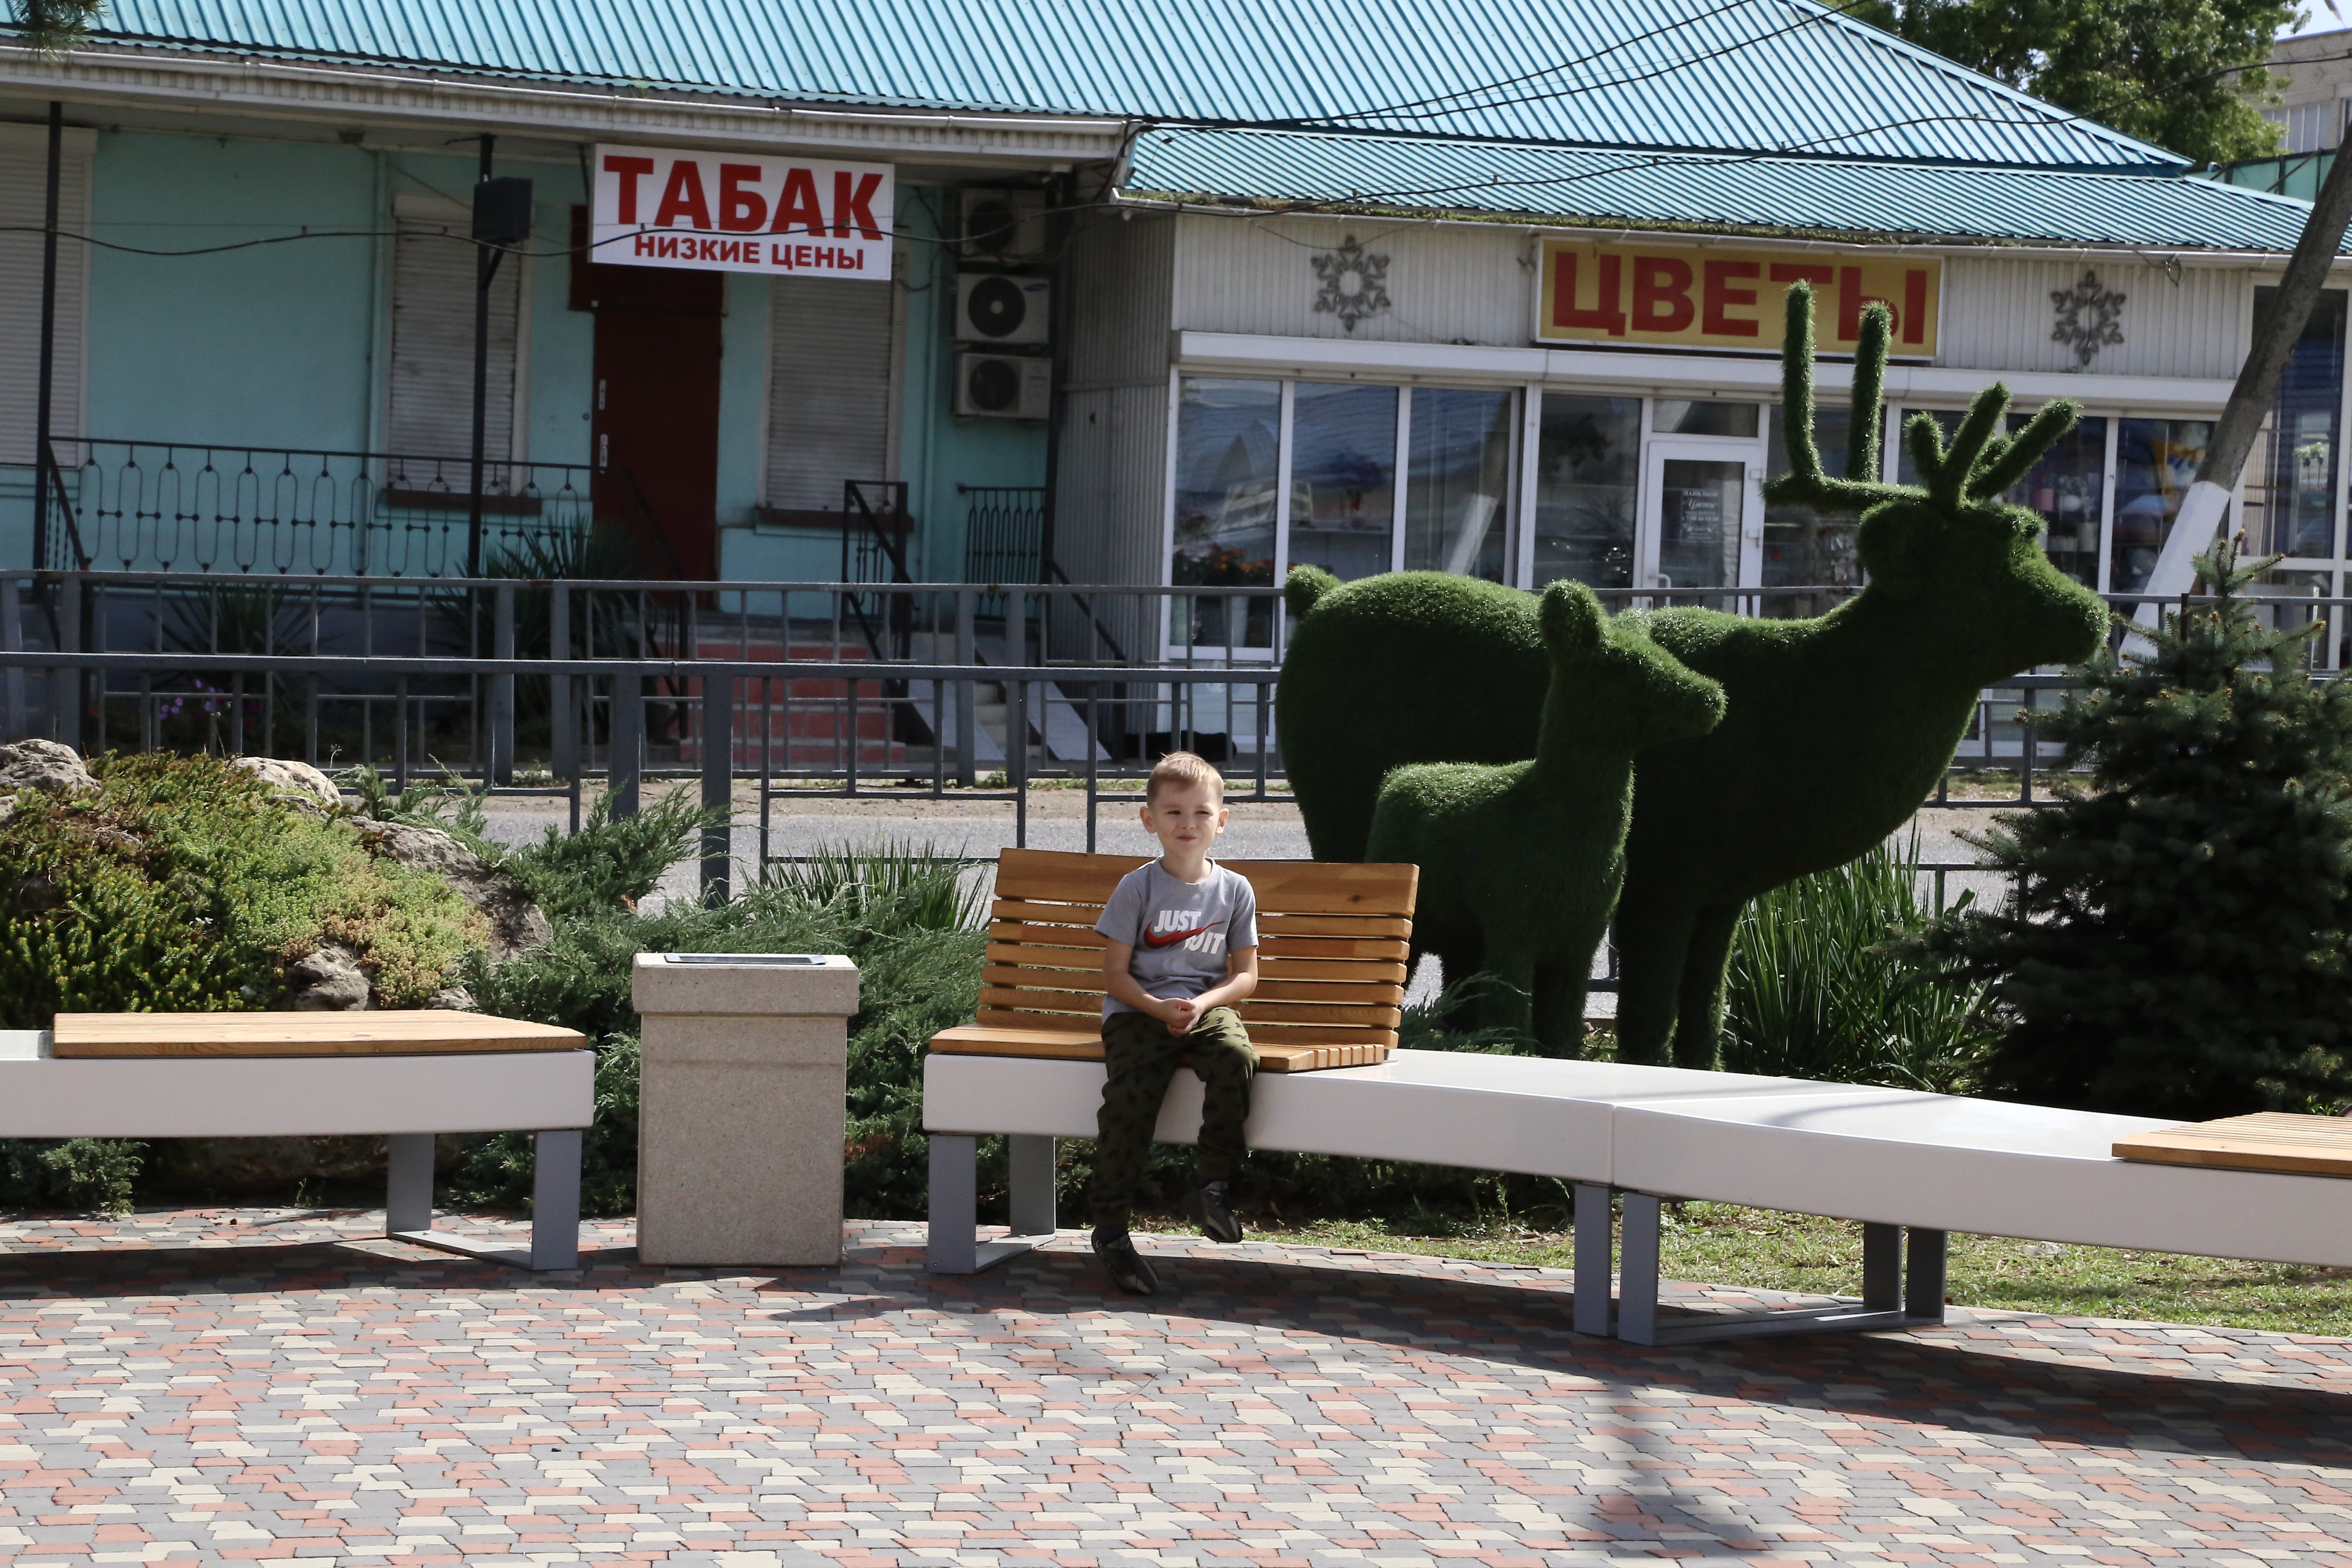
left=1191, top=1181, right=1243, bottom=1244
left=1091, top=1228, right=1159, bottom=1295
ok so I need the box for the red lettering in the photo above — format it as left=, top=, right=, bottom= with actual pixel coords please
left=718, top=164, right=767, bottom=232
left=653, top=159, right=711, bottom=230
left=657, top=235, right=679, bottom=258
left=796, top=244, right=813, bottom=268
left=832, top=171, right=884, bottom=239
left=1701, top=260, right=1760, bottom=337
left=631, top=232, right=657, bottom=257
left=818, top=246, right=837, bottom=268
left=1903, top=268, right=1929, bottom=345
left=1838, top=265, right=1896, bottom=343
left=1630, top=255, right=1694, bottom=334
left=1551, top=252, right=1626, bottom=337
left=603, top=154, right=655, bottom=223
left=771, top=168, right=824, bottom=235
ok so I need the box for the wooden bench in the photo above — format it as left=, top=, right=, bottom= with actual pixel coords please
left=6, top=1010, right=593, bottom=1270
left=929, top=848, right=1420, bottom=1072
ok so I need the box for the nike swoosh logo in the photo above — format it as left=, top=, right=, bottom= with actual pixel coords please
left=1141, top=919, right=1225, bottom=949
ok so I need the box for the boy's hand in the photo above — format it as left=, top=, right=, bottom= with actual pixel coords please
left=1160, top=997, right=1200, bottom=1035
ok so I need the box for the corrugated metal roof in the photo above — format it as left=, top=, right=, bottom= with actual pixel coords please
left=1125, top=127, right=2333, bottom=251
left=97, top=0, right=2183, bottom=173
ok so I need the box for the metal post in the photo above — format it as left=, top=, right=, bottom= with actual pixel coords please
left=610, top=672, right=642, bottom=819
left=466, top=135, right=494, bottom=578
left=1011, top=677, right=1029, bottom=848
left=1007, top=1134, right=1057, bottom=1237
left=530, top=1129, right=582, bottom=1271
left=1573, top=1183, right=1614, bottom=1337
left=550, top=582, right=576, bottom=784
left=1862, top=1222, right=1902, bottom=1312
left=1085, top=690, right=1099, bottom=854
left=393, top=676, right=410, bottom=795
left=56, top=574, right=80, bottom=753
left=1, top=576, right=22, bottom=741
left=1615, top=1191, right=1663, bottom=1345
left=700, top=673, right=732, bottom=903
left=31, top=101, right=60, bottom=574
left=386, top=1133, right=434, bottom=1234
left=1905, top=1228, right=1948, bottom=1322
left=1005, top=582, right=1027, bottom=664
left=490, top=581, right=515, bottom=785
left=954, top=587, right=977, bottom=787
left=927, top=1134, right=980, bottom=1274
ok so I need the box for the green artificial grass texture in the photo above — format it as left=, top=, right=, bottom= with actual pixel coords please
left=1186, top=1207, right=2352, bottom=1338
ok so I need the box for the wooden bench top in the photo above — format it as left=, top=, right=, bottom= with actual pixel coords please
left=931, top=848, right=1418, bottom=1073
left=50, top=1009, right=588, bottom=1059
left=2113, top=1112, right=2352, bottom=1177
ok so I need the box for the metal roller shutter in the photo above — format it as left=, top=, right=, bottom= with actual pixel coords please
left=764, top=274, right=892, bottom=512
left=385, top=190, right=524, bottom=474
left=0, top=123, right=91, bottom=466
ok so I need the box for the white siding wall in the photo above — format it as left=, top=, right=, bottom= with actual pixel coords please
left=0, top=123, right=90, bottom=465
left=1172, top=212, right=1530, bottom=346
left=1936, top=254, right=2254, bottom=380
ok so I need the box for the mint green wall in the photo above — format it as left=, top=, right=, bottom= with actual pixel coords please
left=88, top=131, right=379, bottom=448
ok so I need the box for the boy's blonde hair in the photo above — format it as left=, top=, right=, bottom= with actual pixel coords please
left=1146, top=750, right=1225, bottom=804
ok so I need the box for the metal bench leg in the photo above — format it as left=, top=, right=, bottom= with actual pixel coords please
left=1616, top=1191, right=1664, bottom=1345
left=1573, top=1183, right=1614, bottom=1337
left=928, top=1133, right=1057, bottom=1275
left=1905, top=1228, right=1948, bottom=1323
left=1007, top=1134, right=1058, bottom=1239
left=1863, top=1222, right=1902, bottom=1312
left=530, top=1130, right=582, bottom=1271
left=386, top=1133, right=434, bottom=1235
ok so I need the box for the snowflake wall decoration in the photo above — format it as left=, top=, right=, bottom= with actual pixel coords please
left=1311, top=236, right=1392, bottom=332
left=2050, top=269, right=2126, bottom=368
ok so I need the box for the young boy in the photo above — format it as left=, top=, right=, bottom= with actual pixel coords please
left=1090, top=752, right=1259, bottom=1295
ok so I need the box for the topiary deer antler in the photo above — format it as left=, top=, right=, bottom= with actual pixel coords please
left=1766, top=282, right=2079, bottom=517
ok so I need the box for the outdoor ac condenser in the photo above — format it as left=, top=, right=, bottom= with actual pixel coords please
left=955, top=353, right=1052, bottom=420
left=957, top=188, right=1048, bottom=262
left=955, top=272, right=1051, bottom=344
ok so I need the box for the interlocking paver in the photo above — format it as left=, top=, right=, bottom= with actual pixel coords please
left=0, top=1211, right=2346, bottom=1565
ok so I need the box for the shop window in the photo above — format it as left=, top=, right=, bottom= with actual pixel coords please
left=2012, top=416, right=2107, bottom=590
left=1403, top=388, right=1513, bottom=581
left=2249, top=286, right=2346, bottom=561
left=1288, top=383, right=1399, bottom=581
left=1763, top=403, right=1856, bottom=616
left=2113, top=417, right=2214, bottom=596
left=1654, top=400, right=1758, bottom=438
left=1170, top=377, right=1281, bottom=648
left=1532, top=394, right=1639, bottom=589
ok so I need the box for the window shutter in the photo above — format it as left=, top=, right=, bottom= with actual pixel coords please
left=764, top=275, right=892, bottom=513
left=0, top=124, right=91, bottom=466
left=385, top=190, right=524, bottom=476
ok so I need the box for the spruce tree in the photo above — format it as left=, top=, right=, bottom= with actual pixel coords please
left=1918, top=536, right=2352, bottom=1121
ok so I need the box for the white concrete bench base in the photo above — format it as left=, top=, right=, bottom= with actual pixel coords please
left=2, top=1032, right=591, bottom=1271
left=923, top=1049, right=2352, bottom=1341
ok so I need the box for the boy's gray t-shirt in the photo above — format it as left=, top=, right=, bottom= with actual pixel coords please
left=1095, top=861, right=1259, bottom=1016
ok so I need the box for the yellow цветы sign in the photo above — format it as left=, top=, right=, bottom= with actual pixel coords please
left=1535, top=239, right=1940, bottom=355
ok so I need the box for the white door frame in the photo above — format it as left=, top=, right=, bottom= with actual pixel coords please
left=1637, top=434, right=1766, bottom=604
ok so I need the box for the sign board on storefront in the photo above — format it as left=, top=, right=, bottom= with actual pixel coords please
left=1534, top=239, right=1939, bottom=355
left=590, top=143, right=893, bottom=279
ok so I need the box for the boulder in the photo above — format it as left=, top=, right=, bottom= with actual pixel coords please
left=286, top=942, right=371, bottom=1011
left=0, top=738, right=96, bottom=799
left=234, top=756, right=343, bottom=812
left=355, top=819, right=551, bottom=957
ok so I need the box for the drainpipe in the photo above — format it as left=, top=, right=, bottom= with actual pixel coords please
left=32, top=101, right=61, bottom=575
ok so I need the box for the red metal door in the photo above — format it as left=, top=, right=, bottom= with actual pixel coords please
left=577, top=209, right=724, bottom=580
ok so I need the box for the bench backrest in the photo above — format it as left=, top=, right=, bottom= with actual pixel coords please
left=983, top=848, right=1419, bottom=1053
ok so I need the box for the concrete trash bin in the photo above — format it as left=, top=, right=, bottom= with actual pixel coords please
left=631, top=952, right=861, bottom=1267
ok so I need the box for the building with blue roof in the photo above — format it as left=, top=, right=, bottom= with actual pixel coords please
left=0, top=0, right=2345, bottom=688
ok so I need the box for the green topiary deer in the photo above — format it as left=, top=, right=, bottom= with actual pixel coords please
left=1280, top=282, right=2108, bottom=1067
left=1364, top=580, right=1724, bottom=1053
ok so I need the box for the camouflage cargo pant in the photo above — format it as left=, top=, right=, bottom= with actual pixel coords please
left=1089, top=1005, right=1256, bottom=1232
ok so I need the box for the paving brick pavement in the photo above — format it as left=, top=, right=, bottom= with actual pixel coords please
left=0, top=1210, right=2348, bottom=1567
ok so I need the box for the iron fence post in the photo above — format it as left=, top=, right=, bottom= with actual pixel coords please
left=955, top=588, right=977, bottom=787
left=701, top=672, right=732, bottom=904
left=490, top=581, right=515, bottom=786
left=393, top=677, right=409, bottom=796
left=1006, top=583, right=1027, bottom=665
left=1011, top=677, right=1029, bottom=849
left=1, top=576, right=21, bottom=741
left=57, top=576, right=80, bottom=754
left=611, top=672, right=643, bottom=820
left=550, top=582, right=576, bottom=785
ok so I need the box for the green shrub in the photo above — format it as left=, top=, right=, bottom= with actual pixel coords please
left=1720, top=836, right=1996, bottom=1092
left=0, top=1137, right=144, bottom=1216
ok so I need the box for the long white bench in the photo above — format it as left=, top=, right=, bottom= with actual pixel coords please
left=1, top=1014, right=594, bottom=1270
left=924, top=1049, right=2352, bottom=1342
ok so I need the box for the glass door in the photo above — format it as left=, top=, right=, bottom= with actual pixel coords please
left=1638, top=440, right=1763, bottom=608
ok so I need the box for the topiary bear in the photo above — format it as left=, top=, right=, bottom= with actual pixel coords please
left=1279, top=282, right=2109, bottom=1068
left=1364, top=579, right=1724, bottom=1053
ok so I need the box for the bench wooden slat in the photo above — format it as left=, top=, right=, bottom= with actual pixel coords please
left=984, top=941, right=1408, bottom=985
left=50, top=1009, right=585, bottom=1059
left=2114, top=1112, right=2352, bottom=1176
left=931, top=1024, right=1393, bottom=1072
left=980, top=969, right=1406, bottom=1005
left=987, top=919, right=1409, bottom=960
left=971, top=1009, right=1397, bottom=1047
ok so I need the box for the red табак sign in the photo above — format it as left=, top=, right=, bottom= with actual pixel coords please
left=590, top=143, right=893, bottom=279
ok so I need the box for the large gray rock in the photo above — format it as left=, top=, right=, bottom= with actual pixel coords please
left=356, top=819, right=552, bottom=957
left=286, top=942, right=371, bottom=1011
left=0, top=738, right=95, bottom=798
left=234, top=756, right=343, bottom=812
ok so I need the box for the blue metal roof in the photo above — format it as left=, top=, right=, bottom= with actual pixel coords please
left=96, top=0, right=2185, bottom=173
left=1125, top=127, right=2332, bottom=251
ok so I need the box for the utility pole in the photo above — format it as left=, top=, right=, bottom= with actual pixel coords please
left=2135, top=144, right=2352, bottom=624
left=466, top=134, right=496, bottom=579
left=32, top=100, right=61, bottom=573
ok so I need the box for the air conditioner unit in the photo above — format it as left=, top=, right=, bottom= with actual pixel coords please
left=956, top=272, right=1050, bottom=344
left=956, top=352, right=1051, bottom=420
left=958, top=188, right=1047, bottom=262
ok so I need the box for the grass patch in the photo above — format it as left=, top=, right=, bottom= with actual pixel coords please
left=1217, top=1203, right=2352, bottom=1336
